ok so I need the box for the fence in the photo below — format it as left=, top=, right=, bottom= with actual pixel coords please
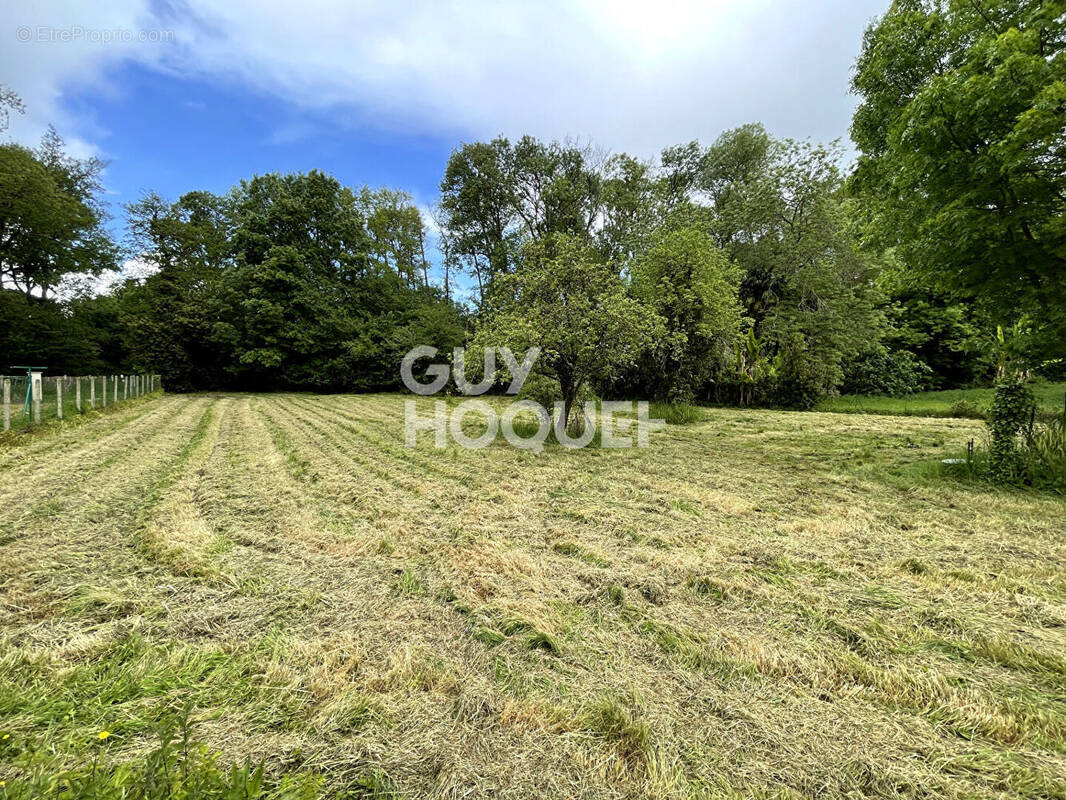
left=1, top=373, right=161, bottom=433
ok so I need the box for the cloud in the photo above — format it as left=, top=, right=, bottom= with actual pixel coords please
left=4, top=0, right=884, bottom=160
left=171, top=0, right=885, bottom=154
left=2, top=0, right=170, bottom=156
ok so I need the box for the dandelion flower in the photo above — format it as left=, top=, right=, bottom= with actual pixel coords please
left=97, top=730, right=110, bottom=740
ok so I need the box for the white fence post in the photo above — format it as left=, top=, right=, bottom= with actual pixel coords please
left=31, top=371, right=42, bottom=425
left=2, top=377, right=9, bottom=432
left=56, top=377, right=63, bottom=420
left=75, top=376, right=81, bottom=412
left=113, top=375, right=118, bottom=405
left=90, top=376, right=96, bottom=409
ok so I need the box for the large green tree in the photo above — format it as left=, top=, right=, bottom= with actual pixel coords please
left=851, top=0, right=1065, bottom=363
left=661, top=125, right=884, bottom=406
left=0, top=129, right=116, bottom=298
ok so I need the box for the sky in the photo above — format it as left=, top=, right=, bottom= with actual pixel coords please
left=3, top=0, right=888, bottom=291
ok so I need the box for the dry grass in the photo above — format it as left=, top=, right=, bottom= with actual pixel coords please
left=1, top=392, right=1064, bottom=798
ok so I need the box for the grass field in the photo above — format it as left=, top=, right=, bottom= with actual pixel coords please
left=817, top=381, right=1066, bottom=420
left=1, top=393, right=1065, bottom=798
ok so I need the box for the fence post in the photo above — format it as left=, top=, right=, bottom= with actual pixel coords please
left=56, top=377, right=63, bottom=420
left=31, top=371, right=42, bottom=425
left=2, top=377, right=9, bottom=432
left=90, top=377, right=96, bottom=409
left=75, top=377, right=81, bottom=412
left=113, top=375, right=118, bottom=405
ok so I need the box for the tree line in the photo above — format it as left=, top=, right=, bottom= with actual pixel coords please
left=1, top=0, right=1061, bottom=412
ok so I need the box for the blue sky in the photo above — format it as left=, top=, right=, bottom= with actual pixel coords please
left=4, top=0, right=888, bottom=292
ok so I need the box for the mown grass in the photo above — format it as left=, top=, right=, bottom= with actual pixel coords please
left=1, top=393, right=1064, bottom=799
left=818, top=380, right=1066, bottom=421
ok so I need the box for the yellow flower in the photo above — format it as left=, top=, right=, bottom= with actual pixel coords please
left=97, top=730, right=110, bottom=740
left=1, top=733, right=8, bottom=740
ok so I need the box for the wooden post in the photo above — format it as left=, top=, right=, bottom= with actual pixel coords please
left=2, top=377, right=9, bottom=432
left=75, top=377, right=81, bottom=412
left=90, top=377, right=96, bottom=409
left=56, top=377, right=63, bottom=420
left=113, top=375, right=118, bottom=404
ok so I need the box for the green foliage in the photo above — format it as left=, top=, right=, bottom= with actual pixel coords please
left=841, top=349, right=933, bottom=397
left=629, top=227, right=742, bottom=401
left=851, top=0, right=1066, bottom=366
left=0, top=291, right=130, bottom=374
left=0, top=129, right=116, bottom=298
left=1022, top=419, right=1066, bottom=493
left=0, top=707, right=322, bottom=799
left=669, top=126, right=884, bottom=406
left=476, top=234, right=662, bottom=425
left=438, top=136, right=602, bottom=304
left=988, top=377, right=1037, bottom=484
left=948, top=399, right=984, bottom=420
left=121, top=173, right=465, bottom=391
left=878, top=275, right=995, bottom=389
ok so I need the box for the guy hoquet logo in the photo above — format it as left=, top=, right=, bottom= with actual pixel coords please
left=401, top=346, right=665, bottom=451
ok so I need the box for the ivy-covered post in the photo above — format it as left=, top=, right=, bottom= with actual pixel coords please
left=987, top=376, right=1036, bottom=484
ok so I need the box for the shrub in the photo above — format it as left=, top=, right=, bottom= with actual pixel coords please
left=948, top=398, right=984, bottom=419
left=771, top=337, right=830, bottom=410
left=987, top=377, right=1036, bottom=484
left=1023, top=419, right=1066, bottom=493
left=841, top=349, right=933, bottom=397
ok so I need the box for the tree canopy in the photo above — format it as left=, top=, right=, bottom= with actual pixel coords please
left=851, top=0, right=1066, bottom=365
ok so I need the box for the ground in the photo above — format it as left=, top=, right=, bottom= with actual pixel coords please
left=1, top=393, right=1064, bottom=799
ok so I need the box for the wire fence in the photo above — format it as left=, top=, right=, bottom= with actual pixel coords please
left=1, top=373, right=160, bottom=433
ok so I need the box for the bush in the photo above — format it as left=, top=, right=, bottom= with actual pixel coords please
left=949, top=398, right=985, bottom=419
left=1023, top=419, right=1066, bottom=493
left=841, top=349, right=933, bottom=397
left=770, top=338, right=831, bottom=410
left=987, top=377, right=1036, bottom=484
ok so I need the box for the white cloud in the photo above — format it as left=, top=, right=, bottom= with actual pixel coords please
left=4, top=0, right=885, bottom=159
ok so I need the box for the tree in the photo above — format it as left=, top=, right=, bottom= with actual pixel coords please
left=476, top=234, right=662, bottom=426
left=121, top=172, right=464, bottom=392
left=629, top=227, right=742, bottom=401
left=438, top=136, right=603, bottom=305
left=668, top=125, right=884, bottom=406
left=851, top=0, right=1066, bottom=364
left=0, top=84, right=25, bottom=133
left=0, top=130, right=116, bottom=298
left=122, top=191, right=232, bottom=391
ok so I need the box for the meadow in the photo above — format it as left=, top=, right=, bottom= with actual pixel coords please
left=817, top=381, right=1066, bottom=421
left=1, top=393, right=1064, bottom=798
